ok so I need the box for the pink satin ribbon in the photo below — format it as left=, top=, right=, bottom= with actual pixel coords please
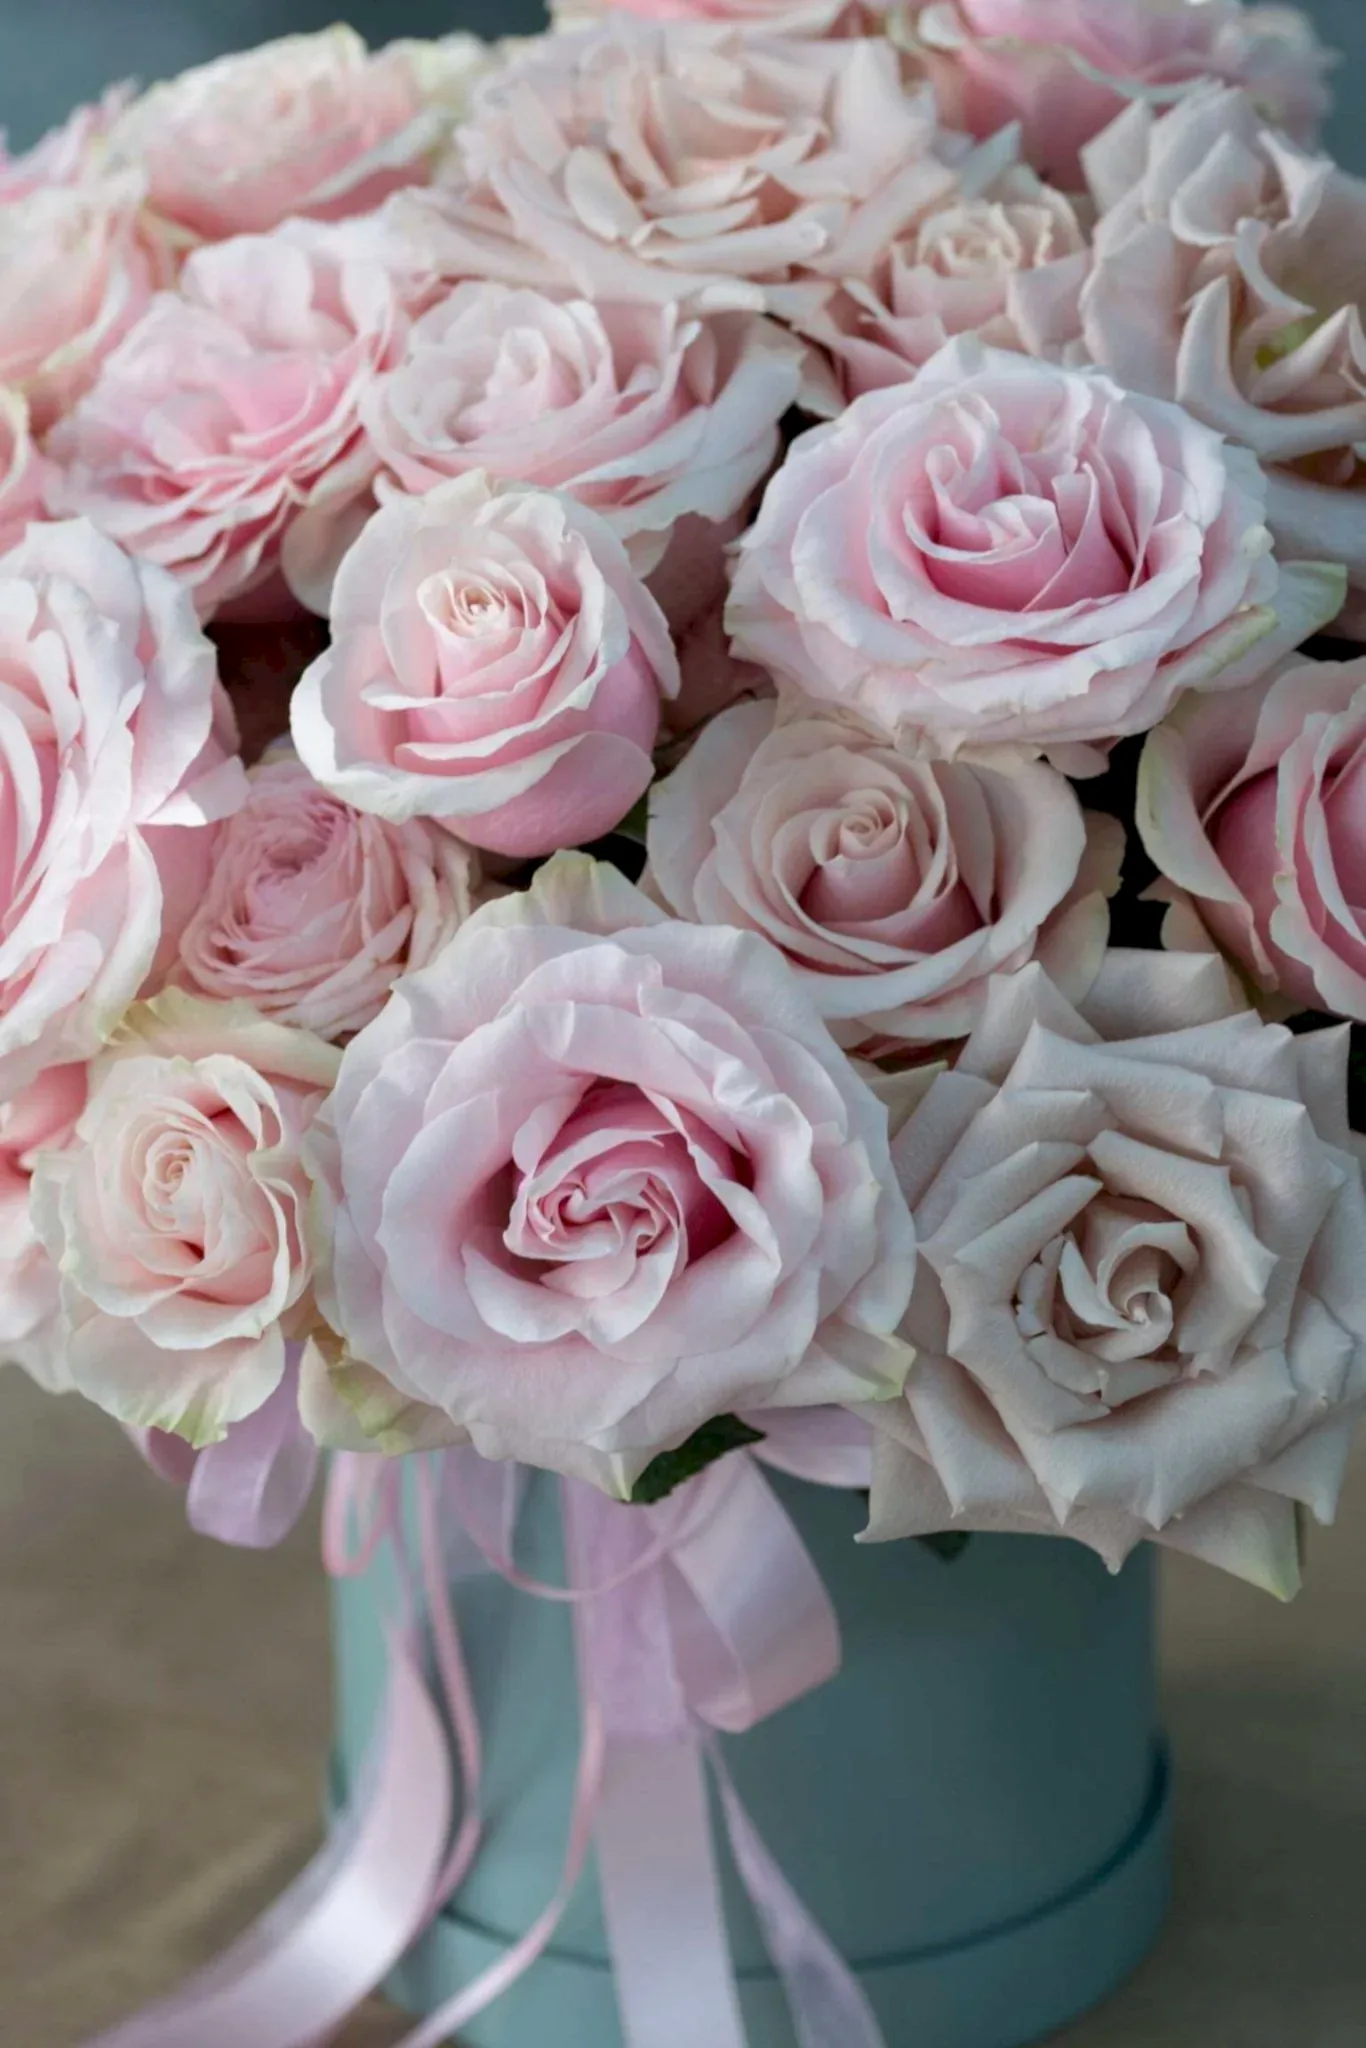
left=127, top=1350, right=319, bottom=1551
left=81, top=1633, right=452, bottom=2048
left=82, top=1419, right=886, bottom=2048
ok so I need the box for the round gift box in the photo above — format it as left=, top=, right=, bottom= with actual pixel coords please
left=331, top=1467, right=1170, bottom=2048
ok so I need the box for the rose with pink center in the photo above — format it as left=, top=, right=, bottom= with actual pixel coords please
left=647, top=699, right=1121, bottom=1049
left=291, top=473, right=678, bottom=859
left=47, top=217, right=407, bottom=622
left=0, top=1063, right=87, bottom=1389
left=726, top=338, right=1321, bottom=773
left=305, top=853, right=915, bottom=1487
left=174, top=751, right=479, bottom=1039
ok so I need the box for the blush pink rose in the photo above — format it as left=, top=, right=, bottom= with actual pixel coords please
left=427, top=23, right=964, bottom=313
left=305, top=852, right=915, bottom=1489
left=795, top=161, right=1090, bottom=402
left=0, top=169, right=161, bottom=433
left=291, top=474, right=678, bottom=859
left=1138, top=652, right=1366, bottom=1022
left=47, top=219, right=407, bottom=622
left=726, top=337, right=1333, bottom=774
left=0, top=388, right=49, bottom=553
left=103, top=27, right=490, bottom=244
left=30, top=992, right=340, bottom=1444
left=175, top=750, right=480, bottom=1039
left=0, top=519, right=246, bottom=1100
left=903, top=0, right=1330, bottom=188
left=1083, top=88, right=1366, bottom=630
left=863, top=952, right=1366, bottom=1597
left=0, top=1062, right=87, bottom=1388
left=364, top=286, right=804, bottom=585
left=554, top=0, right=876, bottom=29
left=648, top=699, right=1121, bottom=1049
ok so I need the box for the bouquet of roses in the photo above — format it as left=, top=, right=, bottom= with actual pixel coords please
left=6, top=0, right=1366, bottom=1610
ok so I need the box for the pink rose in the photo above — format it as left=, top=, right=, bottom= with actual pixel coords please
left=0, top=170, right=161, bottom=433
left=175, top=751, right=480, bottom=1039
left=0, top=519, right=246, bottom=1099
left=795, top=162, right=1090, bottom=401
left=0, top=388, right=49, bottom=553
left=306, top=853, right=915, bottom=1489
left=1083, top=88, right=1366, bottom=629
left=291, top=474, right=678, bottom=859
left=0, top=1063, right=87, bottom=1388
left=30, top=992, right=340, bottom=1444
left=364, top=286, right=804, bottom=584
left=103, top=28, right=489, bottom=244
left=554, top=0, right=875, bottom=30
left=47, top=219, right=407, bottom=622
left=647, top=699, right=1121, bottom=1049
left=427, top=23, right=964, bottom=313
left=726, top=338, right=1331, bottom=774
left=1138, top=652, right=1366, bottom=1021
left=903, top=0, right=1330, bottom=188
left=0, top=84, right=132, bottom=202
left=863, top=953, right=1366, bottom=1596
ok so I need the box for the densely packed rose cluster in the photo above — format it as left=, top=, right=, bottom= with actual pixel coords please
left=6, top=2, right=1366, bottom=1597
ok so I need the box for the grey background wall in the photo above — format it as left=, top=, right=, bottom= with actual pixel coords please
left=0, top=0, right=1362, bottom=163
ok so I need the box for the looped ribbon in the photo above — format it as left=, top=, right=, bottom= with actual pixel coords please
left=82, top=1418, right=887, bottom=2048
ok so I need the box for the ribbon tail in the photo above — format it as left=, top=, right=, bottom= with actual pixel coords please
left=595, top=1732, right=749, bottom=2048
left=81, top=1633, right=453, bottom=2048
left=186, top=1354, right=319, bottom=1550
left=713, top=1750, right=887, bottom=2048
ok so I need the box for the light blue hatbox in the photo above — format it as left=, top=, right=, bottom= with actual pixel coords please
left=331, top=1467, right=1170, bottom=2048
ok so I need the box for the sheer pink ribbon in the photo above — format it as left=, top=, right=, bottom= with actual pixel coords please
left=81, top=1419, right=885, bottom=2048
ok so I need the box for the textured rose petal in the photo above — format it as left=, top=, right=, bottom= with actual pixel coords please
left=647, top=699, right=1118, bottom=1049
left=862, top=954, right=1366, bottom=1594
left=292, top=473, right=678, bottom=858
left=306, top=853, right=915, bottom=1493
left=727, top=336, right=1318, bottom=769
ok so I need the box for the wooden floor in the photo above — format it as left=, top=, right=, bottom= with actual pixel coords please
left=3, top=1367, right=1365, bottom=2046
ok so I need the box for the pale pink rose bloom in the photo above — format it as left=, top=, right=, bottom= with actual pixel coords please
left=1138, top=652, right=1366, bottom=1022
left=0, top=1063, right=87, bottom=1389
left=554, top=0, right=876, bottom=31
left=863, top=952, right=1366, bottom=1597
left=0, top=388, right=49, bottom=553
left=0, top=169, right=161, bottom=433
left=0, top=519, right=246, bottom=1101
left=1083, top=88, right=1366, bottom=629
left=795, top=162, right=1091, bottom=402
left=364, top=286, right=804, bottom=585
left=291, top=474, right=678, bottom=859
left=902, top=0, right=1330, bottom=189
left=726, top=337, right=1340, bottom=775
left=30, top=992, right=340, bottom=1444
left=648, top=699, right=1121, bottom=1049
left=47, top=219, right=407, bottom=622
left=103, top=27, right=491, bottom=245
left=175, top=750, right=480, bottom=1039
left=305, top=852, right=915, bottom=1489
left=0, top=84, right=133, bottom=201
left=425, top=23, right=966, bottom=314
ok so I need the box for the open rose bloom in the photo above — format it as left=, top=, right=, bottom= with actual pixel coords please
left=8, top=0, right=1366, bottom=1625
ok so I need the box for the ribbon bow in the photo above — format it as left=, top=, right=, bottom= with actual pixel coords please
left=82, top=1424, right=887, bottom=2048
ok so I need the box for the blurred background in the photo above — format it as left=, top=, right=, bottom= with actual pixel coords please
left=0, top=0, right=1362, bottom=165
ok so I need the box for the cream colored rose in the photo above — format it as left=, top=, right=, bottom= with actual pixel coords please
left=864, top=954, right=1366, bottom=1596
left=30, top=994, right=339, bottom=1445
